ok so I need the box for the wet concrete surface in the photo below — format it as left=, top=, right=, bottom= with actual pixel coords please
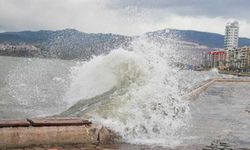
left=5, top=82, right=250, bottom=150
left=183, top=82, right=250, bottom=148
left=5, top=143, right=205, bottom=150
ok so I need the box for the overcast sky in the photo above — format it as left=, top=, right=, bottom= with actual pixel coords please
left=0, top=0, right=250, bottom=37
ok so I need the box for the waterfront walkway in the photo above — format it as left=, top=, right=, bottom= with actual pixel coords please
left=1, top=78, right=250, bottom=150
left=184, top=81, right=250, bottom=149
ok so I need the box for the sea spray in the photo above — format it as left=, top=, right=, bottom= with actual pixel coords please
left=5, top=58, right=73, bottom=117
left=210, top=68, right=219, bottom=74
left=64, top=36, right=190, bottom=146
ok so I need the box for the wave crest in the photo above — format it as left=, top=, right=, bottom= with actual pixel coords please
left=64, top=36, right=190, bottom=146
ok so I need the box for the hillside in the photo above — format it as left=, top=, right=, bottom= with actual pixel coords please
left=0, top=29, right=132, bottom=59
left=1, top=28, right=250, bottom=59
left=147, top=29, right=250, bottom=48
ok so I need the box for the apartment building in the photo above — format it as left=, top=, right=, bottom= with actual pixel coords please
left=241, top=46, right=250, bottom=68
left=224, top=21, right=239, bottom=49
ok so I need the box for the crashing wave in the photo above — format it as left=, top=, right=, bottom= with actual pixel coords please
left=62, top=36, right=190, bottom=146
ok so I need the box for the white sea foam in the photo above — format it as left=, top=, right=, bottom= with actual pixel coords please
left=65, top=36, right=190, bottom=146
left=210, top=67, right=219, bottom=74
left=2, top=34, right=223, bottom=146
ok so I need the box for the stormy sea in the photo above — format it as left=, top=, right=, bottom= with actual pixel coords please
left=1, top=36, right=249, bottom=148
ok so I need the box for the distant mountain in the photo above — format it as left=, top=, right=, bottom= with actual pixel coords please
left=147, top=28, right=250, bottom=48
left=0, top=29, right=132, bottom=59
left=0, top=30, right=52, bottom=44
left=1, top=28, right=250, bottom=59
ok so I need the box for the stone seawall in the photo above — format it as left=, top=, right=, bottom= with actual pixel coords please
left=184, top=78, right=250, bottom=100
left=184, top=79, right=217, bottom=100
left=0, top=118, right=114, bottom=149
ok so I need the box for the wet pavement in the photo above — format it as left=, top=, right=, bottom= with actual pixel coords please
left=184, top=82, right=250, bottom=148
left=4, top=82, right=250, bottom=150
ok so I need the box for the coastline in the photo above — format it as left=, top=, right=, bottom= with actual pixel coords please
left=219, top=70, right=250, bottom=77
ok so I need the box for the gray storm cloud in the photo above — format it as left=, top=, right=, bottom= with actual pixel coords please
left=0, top=0, right=250, bottom=37
left=111, top=0, right=250, bottom=20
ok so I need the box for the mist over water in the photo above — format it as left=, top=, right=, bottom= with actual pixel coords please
left=0, top=35, right=222, bottom=146
left=0, top=57, right=74, bottom=118
left=0, top=1, right=249, bottom=148
left=62, top=36, right=213, bottom=146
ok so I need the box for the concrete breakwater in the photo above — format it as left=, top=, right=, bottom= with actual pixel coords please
left=1, top=78, right=249, bottom=149
left=184, top=78, right=250, bottom=100
left=0, top=118, right=115, bottom=149
left=219, top=70, right=250, bottom=77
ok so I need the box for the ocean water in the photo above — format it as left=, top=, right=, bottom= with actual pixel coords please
left=0, top=36, right=229, bottom=147
left=0, top=56, right=75, bottom=118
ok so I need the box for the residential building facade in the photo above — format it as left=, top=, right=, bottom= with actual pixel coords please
left=205, top=47, right=250, bottom=71
left=240, top=46, right=250, bottom=68
left=224, top=21, right=239, bottom=49
left=204, top=50, right=226, bottom=69
left=203, top=21, right=250, bottom=72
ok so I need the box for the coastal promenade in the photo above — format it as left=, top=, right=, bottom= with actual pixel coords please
left=1, top=77, right=250, bottom=150
left=186, top=81, right=250, bottom=149
left=184, top=77, right=250, bottom=100
left=219, top=70, right=250, bottom=77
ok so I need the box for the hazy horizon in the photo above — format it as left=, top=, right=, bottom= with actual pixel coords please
left=1, top=0, right=250, bottom=38
left=1, top=27, right=250, bottom=39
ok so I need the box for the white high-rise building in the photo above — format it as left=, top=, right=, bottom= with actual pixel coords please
left=224, top=21, right=239, bottom=49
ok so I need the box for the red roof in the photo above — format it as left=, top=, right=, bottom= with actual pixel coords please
left=208, top=51, right=225, bottom=55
